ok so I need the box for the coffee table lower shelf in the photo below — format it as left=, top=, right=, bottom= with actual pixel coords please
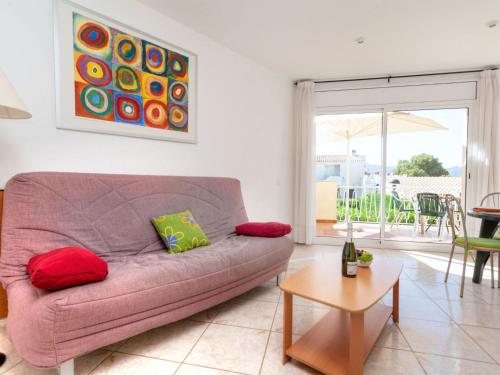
left=286, top=303, right=392, bottom=375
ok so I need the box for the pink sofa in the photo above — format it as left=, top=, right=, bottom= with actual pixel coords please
left=0, top=172, right=293, bottom=371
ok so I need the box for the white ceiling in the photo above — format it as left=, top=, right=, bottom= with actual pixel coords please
left=138, top=0, right=500, bottom=80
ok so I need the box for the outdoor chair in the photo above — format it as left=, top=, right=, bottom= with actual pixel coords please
left=390, top=191, right=416, bottom=229
left=444, top=194, right=500, bottom=297
left=481, top=192, right=500, bottom=240
left=481, top=192, right=500, bottom=208
left=416, top=192, right=447, bottom=237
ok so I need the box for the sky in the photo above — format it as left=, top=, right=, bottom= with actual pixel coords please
left=316, top=108, right=468, bottom=169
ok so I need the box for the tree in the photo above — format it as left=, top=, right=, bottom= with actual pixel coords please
left=394, top=153, right=449, bottom=177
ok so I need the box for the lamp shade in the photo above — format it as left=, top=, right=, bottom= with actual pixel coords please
left=0, top=68, right=31, bottom=119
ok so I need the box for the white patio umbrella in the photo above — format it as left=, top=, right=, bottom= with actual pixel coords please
left=316, top=112, right=447, bottom=223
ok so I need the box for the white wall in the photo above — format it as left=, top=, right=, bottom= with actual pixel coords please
left=0, top=0, right=294, bottom=222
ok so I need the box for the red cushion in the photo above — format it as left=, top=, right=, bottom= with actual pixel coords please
left=235, top=222, right=292, bottom=237
left=27, top=247, right=108, bottom=290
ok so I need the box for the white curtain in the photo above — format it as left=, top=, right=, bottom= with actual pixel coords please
left=293, top=81, right=315, bottom=244
left=468, top=70, right=500, bottom=233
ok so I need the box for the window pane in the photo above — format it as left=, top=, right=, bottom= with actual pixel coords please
left=384, top=108, right=468, bottom=243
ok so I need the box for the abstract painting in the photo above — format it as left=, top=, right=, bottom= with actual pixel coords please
left=55, top=1, right=197, bottom=143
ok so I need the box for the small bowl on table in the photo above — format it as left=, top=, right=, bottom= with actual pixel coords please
left=357, top=259, right=372, bottom=267
left=356, top=249, right=373, bottom=268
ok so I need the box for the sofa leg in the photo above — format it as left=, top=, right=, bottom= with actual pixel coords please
left=59, top=359, right=74, bottom=375
left=276, top=272, right=284, bottom=286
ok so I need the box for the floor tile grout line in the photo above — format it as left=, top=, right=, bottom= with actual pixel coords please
left=86, top=350, right=114, bottom=375
left=233, top=296, right=281, bottom=305
left=462, top=281, right=499, bottom=302
left=427, top=291, right=457, bottom=321
left=88, top=352, right=183, bottom=375
left=393, top=320, right=417, bottom=355
left=408, top=350, right=429, bottom=375
left=398, top=264, right=460, bottom=374
left=411, top=349, right=499, bottom=365
left=379, top=344, right=413, bottom=353
left=427, top=298, right=500, bottom=330
left=197, top=319, right=277, bottom=332
left=385, top=276, right=435, bottom=375
left=454, top=322, right=498, bottom=364
left=399, top=265, right=478, bottom=374
left=103, top=350, right=183, bottom=364
left=0, top=359, right=24, bottom=375
left=180, top=315, right=276, bottom=374
left=425, top=289, right=476, bottom=329
left=397, top=268, right=499, bottom=366
left=432, top=292, right=499, bottom=305
left=174, top=319, right=213, bottom=374
left=180, top=321, right=271, bottom=374
left=393, top=289, right=431, bottom=375
left=398, top=278, right=472, bottom=327
left=257, top=296, right=281, bottom=375
left=391, top=321, right=413, bottom=353
left=177, top=362, right=251, bottom=375
left=402, top=266, right=500, bottom=366
left=390, top=314, right=452, bottom=325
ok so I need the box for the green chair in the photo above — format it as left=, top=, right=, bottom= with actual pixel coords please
left=481, top=192, right=500, bottom=240
left=480, top=192, right=500, bottom=283
left=390, top=191, right=416, bottom=229
left=480, top=192, right=500, bottom=208
left=444, top=194, right=500, bottom=297
left=416, top=192, right=447, bottom=237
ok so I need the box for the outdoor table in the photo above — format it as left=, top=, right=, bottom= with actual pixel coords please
left=467, top=209, right=500, bottom=283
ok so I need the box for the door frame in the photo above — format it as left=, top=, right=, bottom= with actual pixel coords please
left=312, top=100, right=477, bottom=252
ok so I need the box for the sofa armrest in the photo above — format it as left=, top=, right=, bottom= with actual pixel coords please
left=6, top=280, right=61, bottom=368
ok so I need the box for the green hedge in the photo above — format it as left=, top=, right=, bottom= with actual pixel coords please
left=336, top=193, right=417, bottom=223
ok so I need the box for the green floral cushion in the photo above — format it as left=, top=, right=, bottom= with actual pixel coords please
left=151, top=210, right=210, bottom=253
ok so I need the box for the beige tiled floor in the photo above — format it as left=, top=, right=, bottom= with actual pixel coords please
left=1, top=245, right=499, bottom=374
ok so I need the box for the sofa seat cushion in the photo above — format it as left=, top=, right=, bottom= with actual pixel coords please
left=34, top=236, right=293, bottom=344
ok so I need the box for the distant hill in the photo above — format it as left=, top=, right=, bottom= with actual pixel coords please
left=365, top=164, right=461, bottom=177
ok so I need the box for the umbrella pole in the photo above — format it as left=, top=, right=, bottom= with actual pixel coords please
left=345, top=137, right=351, bottom=223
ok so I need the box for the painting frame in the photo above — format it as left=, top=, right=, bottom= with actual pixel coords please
left=53, top=0, right=198, bottom=143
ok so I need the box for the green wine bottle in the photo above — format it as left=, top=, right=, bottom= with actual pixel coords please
left=342, top=223, right=357, bottom=278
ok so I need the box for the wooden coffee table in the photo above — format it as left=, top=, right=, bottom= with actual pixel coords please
left=279, top=257, right=402, bottom=375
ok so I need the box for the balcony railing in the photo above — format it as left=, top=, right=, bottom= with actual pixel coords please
left=336, top=185, right=415, bottom=224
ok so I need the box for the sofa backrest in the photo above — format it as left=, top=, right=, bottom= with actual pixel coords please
left=0, top=172, right=248, bottom=286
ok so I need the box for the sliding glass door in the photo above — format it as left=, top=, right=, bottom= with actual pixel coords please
left=314, top=107, right=469, bottom=247
left=384, top=108, right=468, bottom=243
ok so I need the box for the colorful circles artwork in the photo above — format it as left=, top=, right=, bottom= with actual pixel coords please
left=75, top=54, right=112, bottom=86
left=74, top=82, right=114, bottom=121
left=168, top=52, right=188, bottom=82
left=142, top=41, right=167, bottom=75
left=114, top=65, right=141, bottom=93
left=143, top=73, right=167, bottom=101
left=168, top=104, right=188, bottom=131
left=114, top=93, right=143, bottom=124
left=73, top=14, right=112, bottom=60
left=81, top=86, right=111, bottom=115
left=168, top=80, right=188, bottom=105
left=113, top=33, right=141, bottom=68
left=72, top=12, right=190, bottom=134
left=144, top=100, right=167, bottom=128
